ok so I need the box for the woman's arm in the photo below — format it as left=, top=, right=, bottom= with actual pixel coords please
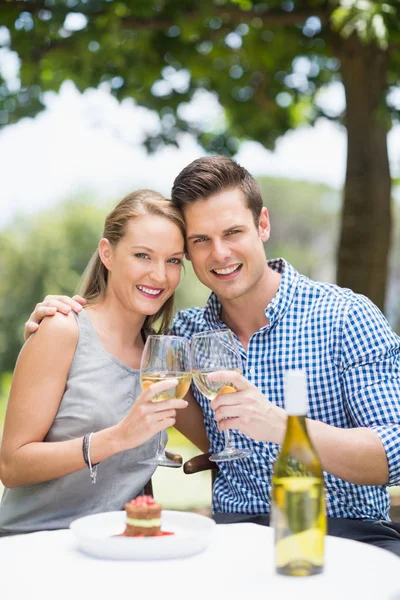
left=0, top=312, right=82, bottom=486
left=0, top=312, right=188, bottom=488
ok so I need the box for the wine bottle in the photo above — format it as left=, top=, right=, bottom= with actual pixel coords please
left=271, top=369, right=326, bottom=577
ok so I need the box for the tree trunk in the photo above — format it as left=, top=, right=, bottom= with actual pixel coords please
left=335, top=34, right=391, bottom=312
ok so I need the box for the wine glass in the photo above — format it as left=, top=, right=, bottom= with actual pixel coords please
left=140, top=335, right=192, bottom=467
left=191, top=329, right=252, bottom=462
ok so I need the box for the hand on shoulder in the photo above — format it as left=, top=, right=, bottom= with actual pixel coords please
left=24, top=294, right=86, bottom=341
left=24, top=309, right=79, bottom=360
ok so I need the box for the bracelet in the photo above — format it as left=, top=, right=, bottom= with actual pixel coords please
left=82, top=433, right=99, bottom=484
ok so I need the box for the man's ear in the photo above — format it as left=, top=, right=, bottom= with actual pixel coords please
left=258, top=207, right=270, bottom=243
left=98, top=238, right=113, bottom=270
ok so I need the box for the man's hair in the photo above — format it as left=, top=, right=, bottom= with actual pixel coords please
left=171, top=155, right=263, bottom=227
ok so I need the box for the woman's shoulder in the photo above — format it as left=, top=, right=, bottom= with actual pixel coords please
left=26, top=311, right=79, bottom=350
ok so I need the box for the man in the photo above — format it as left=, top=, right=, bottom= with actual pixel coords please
left=24, top=156, right=400, bottom=555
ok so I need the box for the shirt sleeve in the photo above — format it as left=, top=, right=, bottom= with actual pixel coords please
left=339, top=295, right=400, bottom=486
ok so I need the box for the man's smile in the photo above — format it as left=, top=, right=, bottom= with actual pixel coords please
left=210, top=263, right=243, bottom=278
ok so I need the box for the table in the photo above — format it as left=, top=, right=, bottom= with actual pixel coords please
left=0, top=523, right=399, bottom=600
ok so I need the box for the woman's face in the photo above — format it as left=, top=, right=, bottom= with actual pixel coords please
left=101, top=214, right=184, bottom=316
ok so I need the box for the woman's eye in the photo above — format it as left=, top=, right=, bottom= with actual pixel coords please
left=135, top=253, right=149, bottom=259
left=168, top=258, right=183, bottom=265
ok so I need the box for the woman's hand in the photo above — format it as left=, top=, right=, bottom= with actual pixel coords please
left=115, top=378, right=188, bottom=451
left=24, top=294, right=87, bottom=340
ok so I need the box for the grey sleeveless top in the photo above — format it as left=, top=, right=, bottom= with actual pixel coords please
left=0, top=310, right=162, bottom=535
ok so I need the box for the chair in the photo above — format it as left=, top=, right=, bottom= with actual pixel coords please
left=143, top=451, right=217, bottom=502
left=183, top=452, right=218, bottom=486
left=143, top=451, right=184, bottom=496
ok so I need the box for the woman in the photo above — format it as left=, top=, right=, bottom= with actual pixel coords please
left=0, top=189, right=205, bottom=535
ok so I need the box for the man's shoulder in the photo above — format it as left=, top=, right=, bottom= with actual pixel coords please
left=298, top=274, right=358, bottom=310
left=298, top=274, right=396, bottom=332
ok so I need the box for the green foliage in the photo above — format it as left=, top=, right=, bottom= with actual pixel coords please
left=1, top=1, right=400, bottom=147
left=331, top=2, right=397, bottom=51
left=0, top=199, right=105, bottom=373
left=0, top=372, right=11, bottom=427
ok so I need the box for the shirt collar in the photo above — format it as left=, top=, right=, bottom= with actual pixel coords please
left=203, top=258, right=300, bottom=329
left=264, top=258, right=299, bottom=326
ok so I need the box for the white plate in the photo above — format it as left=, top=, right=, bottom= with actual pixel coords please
left=70, top=510, right=216, bottom=560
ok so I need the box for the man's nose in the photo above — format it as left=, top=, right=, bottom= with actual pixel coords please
left=211, top=239, right=230, bottom=263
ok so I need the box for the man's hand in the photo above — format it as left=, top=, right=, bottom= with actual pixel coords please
left=209, top=370, right=286, bottom=445
left=24, top=295, right=87, bottom=341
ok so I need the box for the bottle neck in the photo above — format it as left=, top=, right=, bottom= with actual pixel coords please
left=286, top=414, right=307, bottom=433
left=281, top=414, right=309, bottom=453
left=280, top=414, right=323, bottom=477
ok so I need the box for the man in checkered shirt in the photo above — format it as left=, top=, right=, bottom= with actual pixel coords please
left=26, top=156, right=400, bottom=556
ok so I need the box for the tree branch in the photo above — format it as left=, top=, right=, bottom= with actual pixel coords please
left=0, top=0, right=331, bottom=31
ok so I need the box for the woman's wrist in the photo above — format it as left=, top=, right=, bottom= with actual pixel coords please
left=89, top=425, right=127, bottom=463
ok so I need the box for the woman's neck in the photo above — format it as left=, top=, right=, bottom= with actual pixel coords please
left=87, top=299, right=146, bottom=349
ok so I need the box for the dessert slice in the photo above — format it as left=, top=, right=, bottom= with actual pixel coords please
left=124, top=495, right=162, bottom=537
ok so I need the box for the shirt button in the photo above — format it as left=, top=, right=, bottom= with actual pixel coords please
left=249, top=367, right=255, bottom=375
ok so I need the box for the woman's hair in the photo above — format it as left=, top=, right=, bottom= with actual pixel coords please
left=78, top=189, right=185, bottom=334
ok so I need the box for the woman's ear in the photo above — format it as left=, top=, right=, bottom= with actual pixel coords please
left=98, top=238, right=113, bottom=271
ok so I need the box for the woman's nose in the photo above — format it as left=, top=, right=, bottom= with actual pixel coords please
left=149, top=263, right=166, bottom=283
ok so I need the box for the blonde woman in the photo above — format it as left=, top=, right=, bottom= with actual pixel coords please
left=0, top=190, right=207, bottom=536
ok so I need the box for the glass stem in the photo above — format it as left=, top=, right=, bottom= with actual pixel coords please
left=156, top=431, right=164, bottom=457
left=224, top=424, right=234, bottom=449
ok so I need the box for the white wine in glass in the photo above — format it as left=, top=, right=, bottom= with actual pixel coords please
left=191, top=329, right=251, bottom=462
left=192, top=368, right=242, bottom=400
left=140, top=335, right=192, bottom=468
left=141, top=372, right=192, bottom=402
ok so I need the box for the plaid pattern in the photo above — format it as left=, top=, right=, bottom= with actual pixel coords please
left=171, top=259, right=400, bottom=520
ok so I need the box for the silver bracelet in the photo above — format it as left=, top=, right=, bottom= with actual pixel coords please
left=82, top=432, right=98, bottom=484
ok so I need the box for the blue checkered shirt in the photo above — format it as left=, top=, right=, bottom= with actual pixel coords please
left=171, top=259, right=400, bottom=520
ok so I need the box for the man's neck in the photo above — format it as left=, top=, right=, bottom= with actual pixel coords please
left=219, top=266, right=282, bottom=350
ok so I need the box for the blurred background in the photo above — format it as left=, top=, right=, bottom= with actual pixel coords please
left=1, top=1, right=400, bottom=511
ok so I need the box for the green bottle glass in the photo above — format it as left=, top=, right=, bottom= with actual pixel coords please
left=272, top=369, right=326, bottom=576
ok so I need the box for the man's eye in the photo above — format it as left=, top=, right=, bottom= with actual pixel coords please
left=193, top=237, right=206, bottom=244
left=226, top=230, right=240, bottom=236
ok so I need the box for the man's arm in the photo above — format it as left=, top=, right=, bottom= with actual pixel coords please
left=174, top=389, right=209, bottom=453
left=209, top=369, right=396, bottom=486
left=211, top=297, right=400, bottom=487
left=24, top=295, right=86, bottom=340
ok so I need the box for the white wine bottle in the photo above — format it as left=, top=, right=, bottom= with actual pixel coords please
left=271, top=369, right=326, bottom=577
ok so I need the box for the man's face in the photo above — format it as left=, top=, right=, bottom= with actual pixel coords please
left=183, top=186, right=270, bottom=302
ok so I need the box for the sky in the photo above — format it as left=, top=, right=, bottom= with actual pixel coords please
left=1, top=80, right=400, bottom=229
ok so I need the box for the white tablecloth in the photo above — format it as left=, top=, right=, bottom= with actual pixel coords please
left=0, top=523, right=399, bottom=600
